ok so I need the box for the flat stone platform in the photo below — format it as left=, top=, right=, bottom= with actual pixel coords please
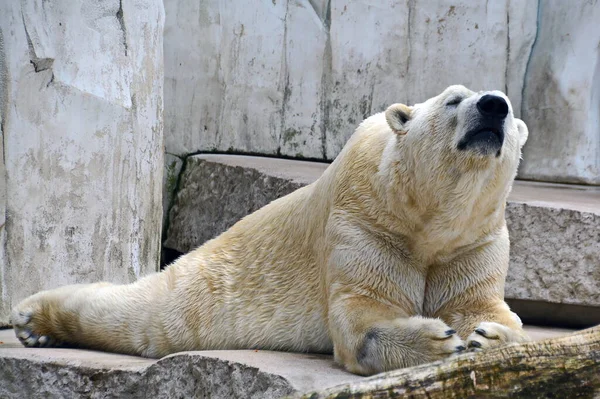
left=0, top=326, right=575, bottom=398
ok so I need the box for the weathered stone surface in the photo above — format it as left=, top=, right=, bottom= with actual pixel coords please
left=519, top=0, right=600, bottom=184
left=279, top=0, right=328, bottom=158
left=0, top=329, right=362, bottom=399
left=0, top=326, right=574, bottom=398
left=162, top=154, right=184, bottom=228
left=506, top=187, right=600, bottom=307
left=164, top=156, right=600, bottom=314
left=163, top=0, right=599, bottom=184
left=164, top=0, right=287, bottom=157
left=164, top=155, right=328, bottom=252
left=163, top=0, right=537, bottom=160
left=324, top=0, right=538, bottom=157
left=0, top=94, right=7, bottom=326
left=0, top=0, right=164, bottom=324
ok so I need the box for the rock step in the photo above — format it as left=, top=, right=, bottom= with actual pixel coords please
left=0, top=327, right=575, bottom=398
left=164, top=154, right=600, bottom=326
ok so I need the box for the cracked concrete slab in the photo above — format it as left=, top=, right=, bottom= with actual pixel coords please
left=0, top=0, right=164, bottom=325
left=164, top=155, right=600, bottom=321
left=0, top=326, right=574, bottom=398
left=0, top=329, right=361, bottom=399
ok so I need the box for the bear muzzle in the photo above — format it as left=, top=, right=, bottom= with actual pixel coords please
left=457, top=94, right=508, bottom=157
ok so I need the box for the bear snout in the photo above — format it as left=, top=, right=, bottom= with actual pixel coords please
left=457, top=123, right=505, bottom=159
left=477, top=95, right=508, bottom=119
left=457, top=123, right=505, bottom=156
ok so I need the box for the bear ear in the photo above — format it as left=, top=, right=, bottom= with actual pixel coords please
left=385, top=103, right=412, bottom=135
left=515, top=118, right=529, bottom=147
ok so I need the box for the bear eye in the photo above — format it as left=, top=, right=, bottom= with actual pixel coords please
left=446, top=97, right=463, bottom=107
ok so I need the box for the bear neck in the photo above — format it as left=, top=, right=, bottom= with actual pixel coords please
left=373, top=135, right=516, bottom=259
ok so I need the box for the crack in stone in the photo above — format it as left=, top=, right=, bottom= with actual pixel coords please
left=307, top=0, right=329, bottom=29
left=319, top=0, right=332, bottom=159
left=45, top=73, right=55, bottom=88
left=505, top=5, right=510, bottom=95
left=323, top=0, right=331, bottom=30
left=0, top=28, right=7, bottom=157
left=278, top=0, right=291, bottom=156
left=116, top=0, right=128, bottom=56
left=0, top=27, right=9, bottom=302
left=406, top=0, right=415, bottom=96
left=521, top=0, right=542, bottom=118
left=21, top=13, right=54, bottom=73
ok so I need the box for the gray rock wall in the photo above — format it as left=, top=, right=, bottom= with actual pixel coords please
left=163, top=0, right=599, bottom=189
left=164, top=0, right=537, bottom=160
left=0, top=0, right=165, bottom=325
left=519, top=0, right=600, bottom=185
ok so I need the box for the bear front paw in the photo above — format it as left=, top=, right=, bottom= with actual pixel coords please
left=354, top=317, right=466, bottom=375
left=466, top=321, right=526, bottom=350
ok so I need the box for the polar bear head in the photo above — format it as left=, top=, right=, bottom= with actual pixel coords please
left=385, top=85, right=528, bottom=173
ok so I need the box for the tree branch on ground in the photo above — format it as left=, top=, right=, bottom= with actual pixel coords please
left=297, top=325, right=600, bottom=398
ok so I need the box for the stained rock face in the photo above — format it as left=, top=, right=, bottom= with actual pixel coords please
left=164, top=155, right=328, bottom=252
left=163, top=0, right=538, bottom=160
left=0, top=0, right=165, bottom=325
left=163, top=154, right=184, bottom=228
left=519, top=0, right=600, bottom=184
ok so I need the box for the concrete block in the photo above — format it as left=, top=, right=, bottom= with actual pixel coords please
left=506, top=182, right=600, bottom=307
left=0, top=329, right=361, bottom=399
left=163, top=0, right=288, bottom=157
left=164, top=155, right=328, bottom=253
left=0, top=0, right=164, bottom=324
left=519, top=0, right=600, bottom=184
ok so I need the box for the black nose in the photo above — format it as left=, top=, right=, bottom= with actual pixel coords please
left=477, top=94, right=508, bottom=119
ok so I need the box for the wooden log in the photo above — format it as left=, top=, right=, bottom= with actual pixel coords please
left=297, top=325, right=600, bottom=398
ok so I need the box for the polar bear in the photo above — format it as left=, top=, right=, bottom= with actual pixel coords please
left=11, top=85, right=530, bottom=376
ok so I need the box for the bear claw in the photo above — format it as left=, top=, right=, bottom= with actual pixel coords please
left=468, top=340, right=482, bottom=348
left=474, top=328, right=489, bottom=337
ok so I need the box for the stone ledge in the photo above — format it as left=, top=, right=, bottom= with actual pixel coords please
left=0, top=329, right=360, bottom=399
left=0, top=327, right=574, bottom=398
left=164, top=155, right=328, bottom=252
left=164, top=155, right=600, bottom=316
